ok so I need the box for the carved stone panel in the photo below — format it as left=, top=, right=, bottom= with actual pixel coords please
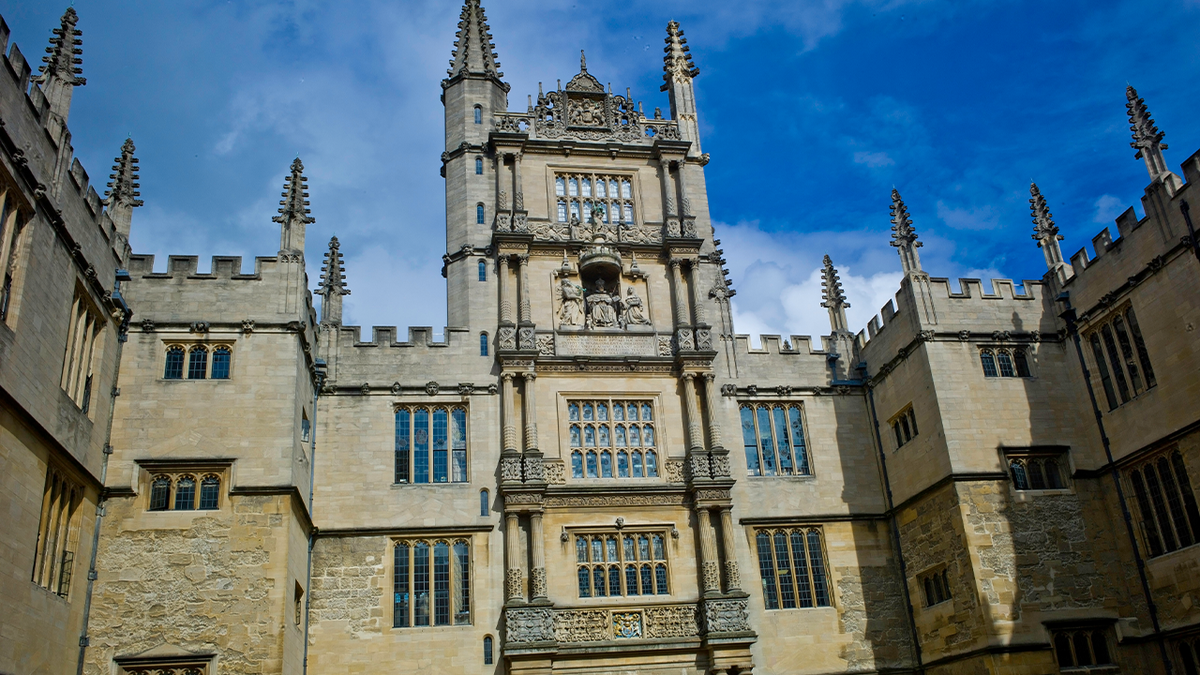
left=612, top=612, right=643, bottom=639
left=498, top=326, right=517, bottom=351
left=664, top=459, right=685, bottom=484
left=554, top=609, right=609, bottom=643
left=701, top=598, right=750, bottom=635
left=500, top=457, right=523, bottom=483
left=506, top=606, right=555, bottom=644
left=544, top=461, right=567, bottom=485
left=555, top=333, right=658, bottom=357
left=644, top=605, right=699, bottom=639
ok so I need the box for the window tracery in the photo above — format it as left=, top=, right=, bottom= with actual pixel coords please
left=393, top=538, right=471, bottom=627
left=1086, top=305, right=1156, bottom=410
left=568, top=399, right=658, bottom=480
left=395, top=405, right=469, bottom=484
left=739, top=403, right=811, bottom=476
left=980, top=347, right=1031, bottom=378
left=163, top=343, right=234, bottom=380
left=147, top=472, right=223, bottom=511
left=754, top=527, right=830, bottom=610
left=1128, top=449, right=1200, bottom=558
left=554, top=172, right=635, bottom=227
left=574, top=531, right=669, bottom=598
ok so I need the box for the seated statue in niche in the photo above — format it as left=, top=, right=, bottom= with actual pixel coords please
left=585, top=279, right=620, bottom=329
left=558, top=278, right=585, bottom=328
left=620, top=286, right=651, bottom=328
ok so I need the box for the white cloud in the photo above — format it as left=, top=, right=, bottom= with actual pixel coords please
left=853, top=150, right=895, bottom=168
left=936, top=200, right=1000, bottom=231
left=1092, top=194, right=1125, bottom=224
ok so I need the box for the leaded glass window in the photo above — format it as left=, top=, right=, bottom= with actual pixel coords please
left=569, top=398, right=658, bottom=480
left=1087, top=305, right=1156, bottom=410
left=187, top=348, right=207, bottom=380
left=754, top=527, right=831, bottom=609
left=740, top=403, right=811, bottom=476
left=553, top=172, right=636, bottom=225
left=395, top=406, right=469, bottom=484
left=164, top=346, right=184, bottom=379
left=211, top=347, right=231, bottom=379
left=574, top=531, right=668, bottom=598
left=1129, top=450, right=1200, bottom=558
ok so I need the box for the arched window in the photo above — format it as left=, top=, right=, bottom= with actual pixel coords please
left=199, top=475, right=220, bottom=510
left=483, top=636, right=494, bottom=665
left=997, top=350, right=1016, bottom=377
left=164, top=346, right=184, bottom=379
left=480, top=332, right=489, bottom=356
left=1014, top=348, right=1031, bottom=377
left=211, top=346, right=231, bottom=379
left=188, top=347, right=208, bottom=379
left=571, top=450, right=583, bottom=478
left=980, top=350, right=998, bottom=377
left=473, top=105, right=482, bottom=124
left=476, top=203, right=485, bottom=224
left=174, top=475, right=196, bottom=510
left=475, top=157, right=483, bottom=175
left=480, top=489, right=489, bottom=516
left=149, top=476, right=171, bottom=511
left=478, top=260, right=486, bottom=281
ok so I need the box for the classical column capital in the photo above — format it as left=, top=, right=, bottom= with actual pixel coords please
left=516, top=254, right=529, bottom=266
left=668, top=257, right=683, bottom=269
left=501, top=372, right=516, bottom=383
left=522, top=371, right=537, bottom=381
left=702, top=372, right=716, bottom=383
left=681, top=372, right=696, bottom=382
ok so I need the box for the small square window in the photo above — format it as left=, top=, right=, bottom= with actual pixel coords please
left=1006, top=449, right=1069, bottom=491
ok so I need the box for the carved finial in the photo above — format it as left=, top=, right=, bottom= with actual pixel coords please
left=1126, top=85, right=1170, bottom=179
left=889, top=189, right=923, bottom=275
left=105, top=137, right=142, bottom=239
left=662, top=20, right=699, bottom=92
left=33, top=7, right=85, bottom=123
left=1029, top=182, right=1065, bottom=270
left=820, top=254, right=850, bottom=333
left=319, top=236, right=350, bottom=325
left=275, top=158, right=313, bottom=255
left=580, top=49, right=587, bottom=72
left=447, top=0, right=503, bottom=81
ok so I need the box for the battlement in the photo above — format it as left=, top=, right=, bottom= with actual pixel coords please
left=733, top=334, right=827, bottom=357
left=336, top=325, right=471, bottom=350
left=127, top=254, right=282, bottom=280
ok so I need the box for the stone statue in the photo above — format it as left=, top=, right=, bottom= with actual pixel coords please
left=585, top=279, right=619, bottom=329
left=621, top=286, right=651, bottom=328
left=558, top=278, right=585, bottom=328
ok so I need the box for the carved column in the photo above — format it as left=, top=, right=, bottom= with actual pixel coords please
left=697, top=507, right=721, bottom=594
left=659, top=158, right=676, bottom=216
left=529, top=511, right=547, bottom=599
left=505, top=512, right=524, bottom=601
left=512, top=152, right=524, bottom=212
left=682, top=373, right=704, bottom=453
left=495, top=153, right=506, bottom=212
left=522, top=372, right=538, bottom=451
left=675, top=161, right=691, bottom=216
left=498, top=255, right=513, bottom=324
left=718, top=507, right=741, bottom=591
left=702, top=372, right=722, bottom=448
left=517, top=255, right=531, bottom=325
left=501, top=372, right=518, bottom=453
left=669, top=258, right=690, bottom=328
left=688, top=260, right=706, bottom=325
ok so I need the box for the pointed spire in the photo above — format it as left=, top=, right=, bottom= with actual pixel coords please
left=1126, top=85, right=1170, bottom=179
left=105, top=138, right=142, bottom=239
left=274, top=158, right=313, bottom=256
left=447, top=0, right=503, bottom=81
left=820, top=254, right=850, bottom=333
left=33, top=7, right=85, bottom=124
left=1029, top=182, right=1065, bottom=270
left=889, top=189, right=923, bottom=275
left=661, top=20, right=699, bottom=91
left=318, top=236, right=351, bottom=325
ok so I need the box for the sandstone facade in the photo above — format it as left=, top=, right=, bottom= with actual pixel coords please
left=2, top=3, right=1199, bottom=675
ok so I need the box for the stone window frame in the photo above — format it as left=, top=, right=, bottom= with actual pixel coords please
left=1083, top=302, right=1157, bottom=412
left=483, top=635, right=494, bottom=664
left=161, top=341, right=235, bottom=381
left=0, top=179, right=34, bottom=328
left=888, top=404, right=918, bottom=450
left=1003, top=447, right=1071, bottom=493
left=392, top=536, right=473, bottom=629
left=1049, top=624, right=1116, bottom=671
left=32, top=464, right=85, bottom=598
left=738, top=401, right=812, bottom=477
left=753, top=526, right=833, bottom=611
left=572, top=528, right=671, bottom=600
left=1177, top=633, right=1200, bottom=674
left=918, top=565, right=952, bottom=608
left=115, top=654, right=214, bottom=675
left=552, top=171, right=637, bottom=227
left=60, top=283, right=106, bottom=415
left=1126, top=447, right=1200, bottom=559
left=566, top=397, right=661, bottom=481
left=140, top=463, right=231, bottom=513
left=393, top=404, right=470, bottom=485
left=979, top=346, right=1032, bottom=378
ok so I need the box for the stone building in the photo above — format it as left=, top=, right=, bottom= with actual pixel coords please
left=2, top=2, right=1200, bottom=674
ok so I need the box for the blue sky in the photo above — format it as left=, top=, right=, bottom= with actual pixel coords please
left=4, top=0, right=1199, bottom=340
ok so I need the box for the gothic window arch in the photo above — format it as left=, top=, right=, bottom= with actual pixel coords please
left=211, top=346, right=232, bottom=379
left=483, top=636, right=494, bottom=664
left=476, top=203, right=485, bottom=225
left=739, top=402, right=811, bottom=476
left=754, top=527, right=831, bottom=610
left=574, top=530, right=669, bottom=598
left=473, top=105, right=482, bottom=124
left=187, top=346, right=208, bottom=379
left=980, top=349, right=998, bottom=377
left=395, top=405, right=469, bottom=484
left=479, top=489, right=489, bottom=516
left=164, top=345, right=185, bottom=379
left=1128, top=449, right=1200, bottom=558
left=32, top=466, right=83, bottom=596
left=475, top=157, right=483, bottom=175
left=145, top=470, right=226, bottom=512
left=980, top=347, right=1032, bottom=378
left=173, top=475, right=196, bottom=510
left=480, top=332, right=488, bottom=357
left=1086, top=305, right=1156, bottom=411
left=478, top=259, right=486, bottom=281
left=393, top=537, right=472, bottom=627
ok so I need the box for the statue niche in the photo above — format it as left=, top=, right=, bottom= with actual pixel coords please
left=585, top=279, right=619, bottom=329
left=556, top=233, right=653, bottom=333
